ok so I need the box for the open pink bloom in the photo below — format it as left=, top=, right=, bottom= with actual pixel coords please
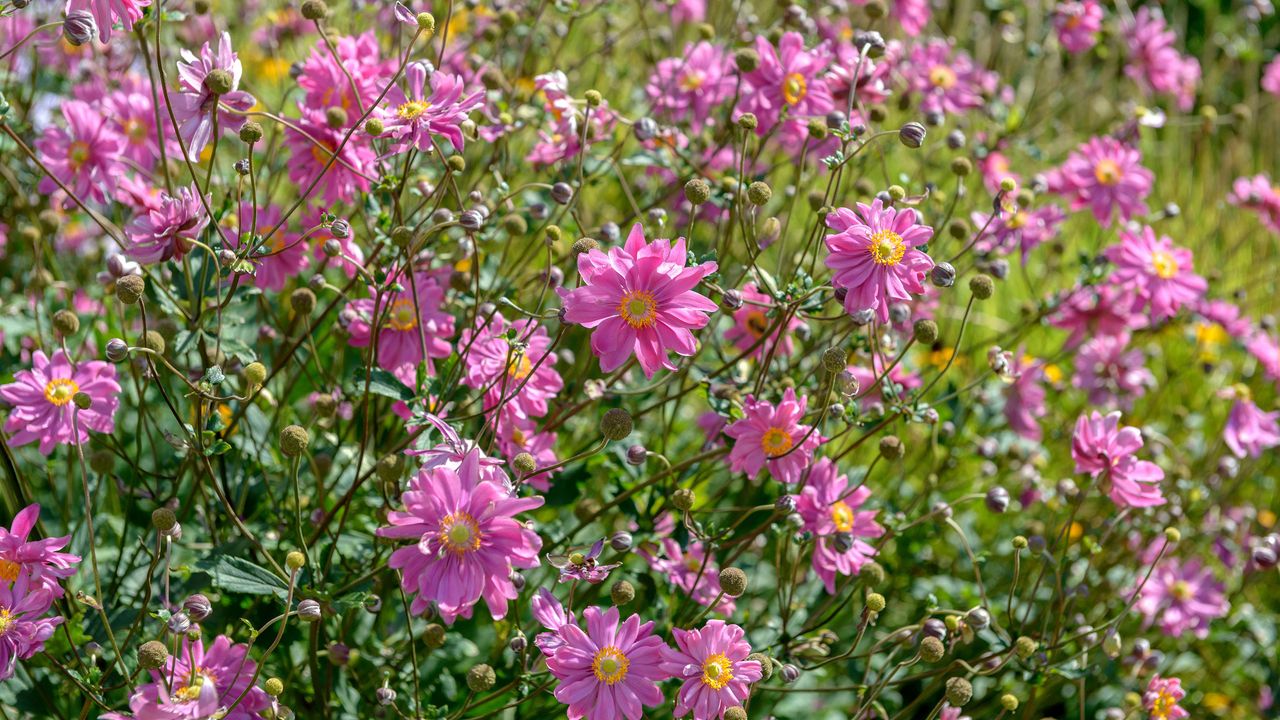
left=794, top=458, right=883, bottom=593
left=850, top=0, right=930, bottom=36
left=460, top=313, right=562, bottom=420
left=825, top=199, right=934, bottom=324
left=904, top=40, right=997, bottom=116
left=113, top=635, right=271, bottom=720
left=377, top=450, right=543, bottom=623
left=1073, top=333, right=1153, bottom=408
left=0, top=350, right=120, bottom=454
left=723, top=282, right=801, bottom=359
left=297, top=31, right=393, bottom=114
left=1246, top=331, right=1280, bottom=385
left=725, top=388, right=823, bottom=484
left=661, top=620, right=762, bottom=720
left=1050, top=284, right=1142, bottom=346
left=978, top=150, right=1018, bottom=195
left=1143, top=675, right=1189, bottom=720
left=1135, top=557, right=1228, bottom=638
left=380, top=63, right=484, bottom=154
left=561, top=223, right=718, bottom=379
left=1104, top=226, right=1206, bottom=321
left=285, top=107, right=379, bottom=206
left=939, top=705, right=972, bottom=720
left=345, top=270, right=454, bottom=373
left=66, top=0, right=151, bottom=43
left=639, top=519, right=735, bottom=614
left=1072, top=411, right=1165, bottom=508
left=1226, top=174, right=1280, bottom=234
left=847, top=360, right=921, bottom=410
left=0, top=505, right=80, bottom=600
left=174, top=32, right=256, bottom=158
left=972, top=204, right=1065, bottom=261
left=224, top=205, right=310, bottom=292
left=104, top=79, right=175, bottom=169
left=531, top=587, right=575, bottom=659
left=1124, top=7, right=1200, bottom=110
left=738, top=32, right=834, bottom=137
left=646, top=42, right=735, bottom=131
left=35, top=100, right=126, bottom=204
left=1223, top=395, right=1280, bottom=459
left=0, top=574, right=60, bottom=681
left=1264, top=56, right=1280, bottom=97
left=1004, top=352, right=1047, bottom=441
left=545, top=605, right=669, bottom=720
left=1056, top=136, right=1152, bottom=226
left=126, top=183, right=210, bottom=264
left=825, top=43, right=891, bottom=117
left=495, top=415, right=559, bottom=492
left=1053, top=1, right=1103, bottom=53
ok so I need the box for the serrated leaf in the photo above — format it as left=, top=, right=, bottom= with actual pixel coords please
left=195, top=555, right=289, bottom=599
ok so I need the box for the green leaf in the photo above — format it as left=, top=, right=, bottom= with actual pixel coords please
left=194, top=555, right=289, bottom=599
left=356, top=367, right=415, bottom=402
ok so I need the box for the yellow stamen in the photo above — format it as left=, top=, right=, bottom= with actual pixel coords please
left=830, top=501, right=855, bottom=532
left=592, top=647, right=629, bottom=685
left=44, top=378, right=79, bottom=406
left=386, top=299, right=418, bottom=331
left=782, top=73, right=807, bottom=105
left=439, top=512, right=482, bottom=555
left=868, top=230, right=906, bottom=266
left=618, top=290, right=658, bottom=329
left=761, top=427, right=793, bottom=456
left=1094, top=158, right=1122, bottom=186
left=1150, top=250, right=1179, bottom=279
left=929, top=66, right=958, bottom=89
left=396, top=100, right=431, bottom=121
left=0, top=560, right=18, bottom=583
left=701, top=653, right=735, bottom=690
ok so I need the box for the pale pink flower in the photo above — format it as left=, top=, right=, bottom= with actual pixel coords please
left=66, top=0, right=151, bottom=43
left=1223, top=393, right=1280, bottom=459
left=125, top=183, right=210, bottom=264
left=793, top=458, right=883, bottom=593
left=738, top=32, right=834, bottom=139
left=285, top=108, right=379, bottom=206
left=1053, top=1, right=1103, bottom=54
left=824, top=199, right=934, bottom=324
left=1135, top=557, right=1228, bottom=638
left=344, top=270, right=454, bottom=373
left=725, top=388, right=823, bottom=484
left=903, top=40, right=997, bottom=116
left=1263, top=56, right=1280, bottom=97
left=723, top=282, right=801, bottom=359
left=174, top=32, right=256, bottom=158
left=0, top=350, right=120, bottom=454
left=380, top=62, right=484, bottom=155
left=661, top=621, right=762, bottom=720
left=1072, top=411, right=1165, bottom=508
left=111, top=634, right=271, bottom=719
left=545, top=605, right=669, bottom=720
left=1056, top=136, right=1153, bottom=226
left=1104, top=226, right=1206, bottom=321
left=1004, top=352, right=1048, bottom=441
left=35, top=100, right=126, bottom=204
left=1073, top=333, right=1153, bottom=408
left=1143, top=675, right=1189, bottom=720
left=646, top=42, right=735, bottom=131
left=0, top=504, right=80, bottom=600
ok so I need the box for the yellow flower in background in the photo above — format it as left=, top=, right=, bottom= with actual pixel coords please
left=1195, top=322, right=1228, bottom=363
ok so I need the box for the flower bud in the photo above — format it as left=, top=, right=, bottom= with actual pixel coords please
left=512, top=452, right=537, bottom=475
left=626, top=444, right=647, bottom=466
left=748, top=653, right=772, bottom=680
left=298, top=599, right=322, bottom=621
left=1014, top=635, right=1037, bottom=659
left=183, top=594, right=212, bottom=622
left=137, top=640, right=169, bottom=669
left=746, top=181, right=772, bottom=206
left=912, top=319, right=938, bottom=345
left=63, top=11, right=97, bottom=46
left=204, top=69, right=234, bottom=96
left=965, top=606, right=990, bottom=631
left=878, top=436, right=904, bottom=461
left=325, top=106, right=348, bottom=129
left=72, top=392, right=92, bottom=410
left=822, top=346, right=848, bottom=372
left=930, top=262, right=956, bottom=288
left=377, top=686, right=397, bottom=705
left=52, top=310, right=80, bottom=337
left=609, top=531, right=633, bottom=552
left=300, top=0, right=328, bottom=20
left=724, top=708, right=747, bottom=720
left=780, top=664, right=800, bottom=683
left=944, top=677, right=972, bottom=706
left=466, top=664, right=496, bottom=692
left=116, top=274, right=145, bottom=304
left=865, top=592, right=886, bottom=613
left=551, top=182, right=574, bottom=205
left=734, top=48, right=760, bottom=73
left=672, top=488, right=696, bottom=511
left=985, top=486, right=1010, bottom=513
left=264, top=678, right=284, bottom=696
left=243, top=362, right=267, bottom=386
left=286, top=551, right=306, bottom=571
left=151, top=507, right=177, bottom=533
left=239, top=121, right=263, bottom=144
left=424, top=623, right=446, bottom=648
left=610, top=580, right=635, bottom=605
left=736, top=113, right=758, bottom=131
left=600, top=408, right=633, bottom=441
left=919, top=636, right=945, bottom=663
left=898, top=122, right=927, bottom=148
left=290, top=288, right=317, bottom=315
left=584, top=89, right=602, bottom=107
left=417, top=12, right=436, bottom=33
left=684, top=178, right=712, bottom=205
left=949, top=157, right=972, bottom=176
left=969, top=274, right=994, bottom=300
left=718, top=567, right=747, bottom=597
left=280, top=425, right=310, bottom=457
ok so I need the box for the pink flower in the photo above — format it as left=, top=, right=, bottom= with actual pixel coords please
left=1056, top=136, right=1153, bottom=226
left=661, top=620, right=762, bottom=720
left=725, top=388, right=822, bottom=484
left=549, top=539, right=621, bottom=584
left=344, top=270, right=454, bottom=373
left=225, top=205, right=310, bottom=291
left=1227, top=174, right=1280, bottom=234
left=35, top=100, right=126, bottom=204
left=1104, top=226, right=1206, bottom=321
left=560, top=223, right=718, bottom=379
left=738, top=32, right=834, bottom=139
left=495, top=416, right=559, bottom=492
left=824, top=199, right=934, bottom=323
left=174, top=32, right=256, bottom=158
left=1264, top=56, right=1280, bottom=97
left=460, top=313, right=562, bottom=420
left=126, top=183, right=210, bottom=264
left=1124, top=7, right=1200, bottom=110
left=65, top=0, right=151, bottom=43
left=794, top=458, right=883, bottom=593
left=1135, top=557, right=1228, bottom=638
left=1143, top=675, right=1189, bottom=720
left=940, top=705, right=972, bottom=720
left=1050, top=284, right=1142, bottom=346
left=1071, top=411, right=1165, bottom=508
left=0, top=505, right=80, bottom=600
left=0, top=350, right=120, bottom=454
left=545, top=605, right=669, bottom=720
left=639, top=521, right=735, bottom=614
left=285, top=108, right=379, bottom=206
left=1053, top=1, right=1103, bottom=54
left=1246, top=331, right=1280, bottom=385
left=1073, top=333, right=1153, bottom=408
left=531, top=587, right=575, bottom=659
left=723, top=282, right=801, bottom=359
left=972, top=204, right=1064, bottom=260
left=904, top=40, right=997, bottom=116
left=646, top=42, right=735, bottom=131
left=0, top=573, right=61, bottom=681
left=1004, top=352, right=1047, bottom=441
left=115, top=634, right=272, bottom=720
left=380, top=63, right=484, bottom=155
left=825, top=43, right=892, bottom=118
left=376, top=450, right=543, bottom=623
left=297, top=31, right=393, bottom=114
left=1223, top=393, right=1280, bottom=459
left=104, top=79, right=176, bottom=169
left=848, top=0, right=930, bottom=36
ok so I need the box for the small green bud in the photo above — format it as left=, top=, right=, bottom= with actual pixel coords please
left=264, top=678, right=284, bottom=696
left=365, top=118, right=385, bottom=136
left=950, top=157, right=972, bottom=176
left=151, top=508, right=177, bottom=532
left=945, top=677, right=973, bottom=706
left=115, top=274, right=145, bottom=305
left=600, top=408, right=633, bottom=441
left=746, top=181, right=772, bottom=206
left=424, top=623, right=446, bottom=648
left=913, top=319, right=938, bottom=345
left=1014, top=636, right=1037, bottom=659
left=204, top=69, right=234, bottom=95
left=878, top=436, right=904, bottom=461
left=137, top=641, right=169, bottom=669
left=920, top=636, right=945, bottom=663
left=466, top=663, right=496, bottom=692
left=584, top=89, right=602, bottom=107
left=290, top=288, right=317, bottom=315
left=1000, top=694, right=1019, bottom=711
left=300, top=0, right=328, bottom=21
left=243, top=362, right=267, bottom=386
left=280, top=425, right=310, bottom=457
left=610, top=580, right=635, bottom=605
left=53, top=309, right=80, bottom=336
left=446, top=155, right=466, bottom=173
left=969, top=274, right=994, bottom=300
left=718, top=567, right=748, bottom=597
left=865, top=592, right=886, bottom=613
left=239, top=121, right=263, bottom=144
left=672, top=488, right=696, bottom=511
left=286, top=551, right=306, bottom=571
left=684, top=178, right=712, bottom=205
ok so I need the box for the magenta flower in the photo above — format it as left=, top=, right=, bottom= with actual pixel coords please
left=379, top=62, right=484, bottom=155
left=824, top=199, right=934, bottom=324
left=345, top=270, right=454, bottom=373
left=174, top=32, right=256, bottom=158
left=285, top=108, right=379, bottom=206
left=1071, top=411, right=1165, bottom=508
left=725, top=388, right=823, bottom=484
left=1143, top=675, right=1189, bottom=720
left=297, top=31, right=393, bottom=114
left=971, top=204, right=1065, bottom=261
left=1050, top=284, right=1142, bottom=346
left=1072, top=333, right=1153, bottom=408
left=646, top=42, right=735, bottom=131
left=460, top=313, right=562, bottom=421
left=723, top=282, right=801, bottom=359
left=1246, top=331, right=1280, bottom=386
left=0, top=574, right=61, bottom=681
left=1056, top=136, right=1153, bottom=226
left=126, top=183, right=210, bottom=264
left=113, top=634, right=271, bottom=720
left=495, top=416, right=559, bottom=492
left=35, top=100, right=126, bottom=204
left=738, top=32, right=834, bottom=137
left=548, top=539, right=621, bottom=584
left=1227, top=174, right=1280, bottom=234
left=1264, top=56, right=1280, bottom=97
left=793, top=458, right=883, bottom=593
left=1104, top=226, right=1206, bottom=322
left=1135, top=557, right=1229, bottom=638
left=225, top=204, right=310, bottom=291
left=65, top=0, right=151, bottom=43
left=1223, top=392, right=1280, bottom=459
left=1004, top=352, right=1047, bottom=441
left=0, top=505, right=80, bottom=600
left=639, top=520, right=736, bottom=614
left=661, top=620, right=762, bottom=720
left=545, top=605, right=669, bottom=720
left=1053, top=1, right=1103, bottom=54
left=1124, top=7, right=1200, bottom=110
left=0, top=350, right=120, bottom=455
left=849, top=0, right=930, bottom=36
left=560, top=223, right=718, bottom=379
left=104, top=80, right=175, bottom=169
left=376, top=450, right=543, bottom=623
left=531, top=587, right=575, bottom=659
left=904, top=40, right=997, bottom=116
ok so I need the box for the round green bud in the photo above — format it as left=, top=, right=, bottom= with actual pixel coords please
left=1014, top=636, right=1037, bottom=659
left=945, top=677, right=973, bottom=706
left=290, top=288, right=317, bottom=315
left=584, top=89, right=602, bottom=107
left=502, top=214, right=528, bottom=235
left=1164, top=527, right=1181, bottom=544
left=143, top=331, right=166, bottom=355
left=466, top=663, right=496, bottom=692
left=865, top=592, right=886, bottom=613
left=286, top=551, right=306, bottom=571
left=115, top=274, right=145, bottom=305
left=390, top=225, right=414, bottom=248
left=1013, top=535, right=1028, bottom=549
left=684, top=178, right=712, bottom=205
left=315, top=394, right=339, bottom=418
left=969, top=274, right=995, bottom=300
left=736, top=113, right=758, bottom=131
left=878, top=435, right=904, bottom=461
left=747, top=181, right=772, bottom=206
left=672, top=488, right=696, bottom=511
left=264, top=678, right=284, bottom=696
left=718, top=567, right=748, bottom=597
left=822, top=346, right=848, bottom=373
left=512, top=452, right=537, bottom=475
left=748, top=653, right=772, bottom=680
left=243, top=362, right=267, bottom=386
left=999, top=177, right=1017, bottom=193
left=416, top=12, right=436, bottom=33
left=239, top=121, right=264, bottom=144
left=600, top=408, right=633, bottom=441
left=424, top=623, right=446, bottom=648
left=365, top=118, right=385, bottom=136
left=864, top=0, right=887, bottom=19
left=325, top=106, right=348, bottom=129
left=724, top=708, right=747, bottom=720
left=572, top=237, right=599, bottom=254
left=51, top=309, right=80, bottom=337
left=863, top=561, right=886, bottom=586
left=376, top=454, right=404, bottom=484
left=920, top=636, right=945, bottom=663
left=734, top=48, right=760, bottom=73
left=137, top=640, right=169, bottom=669
left=446, top=155, right=466, bottom=173
left=73, top=392, right=92, bottom=410
left=204, top=69, right=234, bottom=95
left=300, top=0, right=328, bottom=21
left=948, top=219, right=970, bottom=239
left=280, top=425, right=310, bottom=457
left=610, top=580, right=635, bottom=605
left=950, top=157, right=972, bottom=176
left=913, top=319, right=938, bottom=345
left=1000, top=694, right=1019, bottom=711
left=807, top=118, right=828, bottom=140
left=497, top=9, right=518, bottom=28
left=151, top=508, right=177, bottom=532
left=887, top=185, right=907, bottom=201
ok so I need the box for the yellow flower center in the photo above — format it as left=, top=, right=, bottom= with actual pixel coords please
left=439, top=512, right=482, bottom=555
left=386, top=299, right=418, bottom=331
left=929, top=66, right=958, bottom=89
left=0, top=608, right=13, bottom=637
left=1170, top=580, right=1192, bottom=601
left=310, top=140, right=336, bottom=166
left=830, top=501, right=854, bottom=532
left=679, top=71, right=706, bottom=91
left=123, top=119, right=148, bottom=143
left=701, top=653, right=735, bottom=690
left=1094, top=158, right=1122, bottom=186
left=67, top=141, right=91, bottom=170
left=868, top=230, right=906, bottom=266
left=782, top=73, right=807, bottom=105
left=761, top=427, right=794, bottom=456
left=396, top=100, right=431, bottom=121
left=592, top=647, right=629, bottom=685
left=1151, top=689, right=1177, bottom=720
left=44, top=378, right=79, bottom=406
left=507, top=352, right=533, bottom=380
left=0, top=560, right=19, bottom=583
left=618, top=290, right=658, bottom=329
left=1065, top=14, right=1083, bottom=29
left=1150, top=250, right=1179, bottom=279
left=1006, top=211, right=1027, bottom=229
left=173, top=669, right=216, bottom=702
left=743, top=310, right=769, bottom=338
